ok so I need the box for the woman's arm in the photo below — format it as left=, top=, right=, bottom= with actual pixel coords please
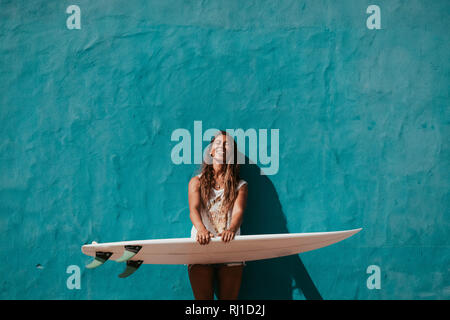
left=188, top=176, right=212, bottom=244
left=220, top=183, right=248, bottom=242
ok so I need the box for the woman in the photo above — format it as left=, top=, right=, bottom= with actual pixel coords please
left=188, top=130, right=248, bottom=300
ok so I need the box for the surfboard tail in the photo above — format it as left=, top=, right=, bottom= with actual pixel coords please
left=118, top=260, right=143, bottom=278
left=115, top=245, right=142, bottom=263
left=85, top=251, right=113, bottom=269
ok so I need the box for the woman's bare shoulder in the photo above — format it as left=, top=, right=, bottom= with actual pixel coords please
left=238, top=181, right=248, bottom=193
left=237, top=179, right=248, bottom=190
left=188, top=175, right=201, bottom=190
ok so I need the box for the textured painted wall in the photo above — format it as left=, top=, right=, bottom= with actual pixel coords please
left=0, top=0, right=448, bottom=299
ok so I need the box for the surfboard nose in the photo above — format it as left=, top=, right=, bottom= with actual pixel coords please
left=342, top=228, right=363, bottom=238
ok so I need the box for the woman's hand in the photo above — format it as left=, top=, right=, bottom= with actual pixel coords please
left=218, top=229, right=236, bottom=243
left=196, top=229, right=213, bottom=245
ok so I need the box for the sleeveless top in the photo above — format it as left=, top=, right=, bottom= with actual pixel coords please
left=190, top=174, right=248, bottom=239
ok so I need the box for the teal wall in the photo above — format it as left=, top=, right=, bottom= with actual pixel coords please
left=0, top=0, right=448, bottom=299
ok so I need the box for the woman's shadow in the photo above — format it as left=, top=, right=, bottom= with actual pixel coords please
left=237, top=157, right=323, bottom=300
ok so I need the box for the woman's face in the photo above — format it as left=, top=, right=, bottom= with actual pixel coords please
left=211, top=134, right=234, bottom=164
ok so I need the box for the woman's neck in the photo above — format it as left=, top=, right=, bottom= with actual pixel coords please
left=212, top=162, right=224, bottom=177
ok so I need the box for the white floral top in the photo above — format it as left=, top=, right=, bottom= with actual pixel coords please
left=190, top=174, right=247, bottom=239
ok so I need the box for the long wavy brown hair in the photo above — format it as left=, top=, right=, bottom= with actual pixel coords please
left=197, top=130, right=241, bottom=215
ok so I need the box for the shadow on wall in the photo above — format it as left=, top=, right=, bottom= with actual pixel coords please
left=238, top=159, right=323, bottom=300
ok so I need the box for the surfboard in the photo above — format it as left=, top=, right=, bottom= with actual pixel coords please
left=81, top=228, right=362, bottom=278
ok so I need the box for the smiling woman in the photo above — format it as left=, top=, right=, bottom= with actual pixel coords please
left=187, top=130, right=249, bottom=300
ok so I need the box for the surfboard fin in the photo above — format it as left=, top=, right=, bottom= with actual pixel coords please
left=115, top=245, right=142, bottom=263
left=86, top=251, right=113, bottom=269
left=118, top=260, right=143, bottom=278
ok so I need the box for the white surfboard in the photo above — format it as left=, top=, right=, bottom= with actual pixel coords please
left=81, top=228, right=362, bottom=278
